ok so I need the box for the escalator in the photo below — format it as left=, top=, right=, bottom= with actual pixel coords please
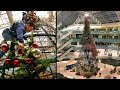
left=57, top=30, right=73, bottom=61
left=57, top=39, right=73, bottom=52
left=57, top=31, right=63, bottom=37
left=57, top=47, right=74, bottom=61
left=57, top=30, right=73, bottom=42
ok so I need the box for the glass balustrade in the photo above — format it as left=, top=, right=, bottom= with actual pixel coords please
left=70, top=39, right=120, bottom=43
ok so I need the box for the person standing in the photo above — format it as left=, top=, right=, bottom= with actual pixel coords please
left=99, top=73, right=101, bottom=77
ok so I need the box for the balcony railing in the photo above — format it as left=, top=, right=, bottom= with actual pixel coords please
left=60, top=30, right=120, bottom=34
left=70, top=39, right=120, bottom=43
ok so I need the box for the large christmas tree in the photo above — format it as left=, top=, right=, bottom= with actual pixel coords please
left=81, top=16, right=97, bottom=58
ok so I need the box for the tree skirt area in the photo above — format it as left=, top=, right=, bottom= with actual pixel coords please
left=79, top=67, right=99, bottom=78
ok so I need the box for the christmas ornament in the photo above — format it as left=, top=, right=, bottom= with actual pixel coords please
left=25, top=58, right=32, bottom=64
left=4, top=59, right=11, bottom=65
left=1, top=44, right=9, bottom=53
left=18, top=49, right=23, bottom=55
left=12, top=59, right=20, bottom=67
left=32, top=42, right=39, bottom=48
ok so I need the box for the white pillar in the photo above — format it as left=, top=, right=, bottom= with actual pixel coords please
left=6, top=11, right=14, bottom=25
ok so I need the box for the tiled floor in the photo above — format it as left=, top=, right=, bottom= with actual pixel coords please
left=57, top=49, right=120, bottom=79
left=57, top=60, right=120, bottom=79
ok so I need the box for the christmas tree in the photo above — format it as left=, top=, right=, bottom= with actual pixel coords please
left=81, top=15, right=97, bottom=58
left=0, top=11, right=56, bottom=79
left=77, top=14, right=99, bottom=78
left=0, top=36, right=56, bottom=79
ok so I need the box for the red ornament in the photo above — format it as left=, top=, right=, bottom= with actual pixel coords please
left=4, top=59, right=11, bottom=65
left=18, top=49, right=23, bottom=55
left=1, top=44, right=9, bottom=52
left=25, top=58, right=32, bottom=64
left=32, top=42, right=39, bottom=48
left=12, top=59, right=20, bottom=67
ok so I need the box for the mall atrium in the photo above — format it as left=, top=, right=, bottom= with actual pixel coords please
left=57, top=11, right=120, bottom=79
